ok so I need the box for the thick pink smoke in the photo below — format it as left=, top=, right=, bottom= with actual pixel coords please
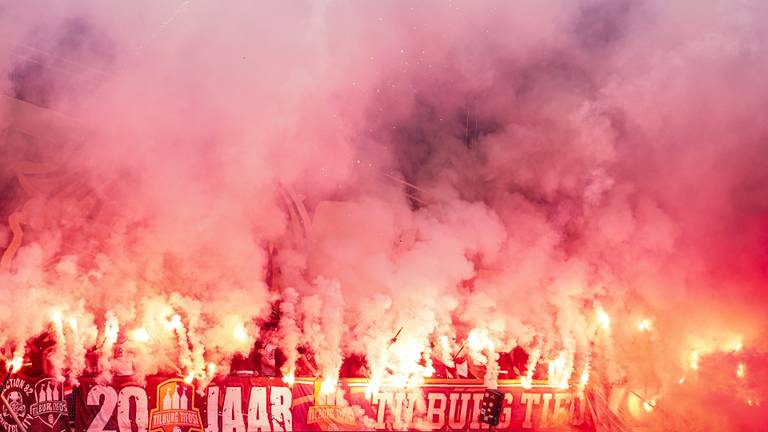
left=1, top=0, right=768, bottom=430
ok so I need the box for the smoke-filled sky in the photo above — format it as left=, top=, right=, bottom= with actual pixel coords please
left=1, top=0, right=767, bottom=430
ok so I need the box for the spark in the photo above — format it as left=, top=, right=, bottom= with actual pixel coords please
left=184, top=372, right=195, bottom=384
left=467, top=328, right=491, bottom=352
left=579, top=370, right=590, bottom=386
left=207, top=362, right=217, bottom=376
left=643, top=398, right=656, bottom=413
left=282, top=373, right=295, bottom=386
left=104, top=321, right=119, bottom=345
left=50, top=311, right=63, bottom=328
left=233, top=323, right=248, bottom=342
left=596, top=308, right=611, bottom=331
left=421, top=363, right=435, bottom=378
left=167, top=314, right=182, bottom=330
left=8, top=356, right=23, bottom=373
left=320, top=377, right=337, bottom=395
left=637, top=318, right=653, bottom=332
left=68, top=317, right=78, bottom=330
left=520, top=376, right=532, bottom=389
left=131, top=328, right=151, bottom=343
left=737, top=363, right=745, bottom=379
left=677, top=377, right=685, bottom=384
left=439, top=335, right=451, bottom=353
left=547, top=352, right=570, bottom=389
left=365, top=375, right=381, bottom=398
left=689, top=351, right=699, bottom=371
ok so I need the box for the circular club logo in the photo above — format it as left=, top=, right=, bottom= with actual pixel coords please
left=1, top=377, right=34, bottom=432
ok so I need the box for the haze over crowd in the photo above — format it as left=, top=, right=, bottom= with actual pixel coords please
left=1, top=1, right=767, bottom=430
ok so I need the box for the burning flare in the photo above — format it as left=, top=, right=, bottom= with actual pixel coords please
left=131, top=328, right=151, bottom=343
left=7, top=356, right=23, bottom=373
left=637, top=318, right=653, bottom=332
left=596, top=308, right=611, bottom=331
left=233, top=323, right=248, bottom=342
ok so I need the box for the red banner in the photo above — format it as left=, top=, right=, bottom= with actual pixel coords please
left=71, top=376, right=594, bottom=432
left=1, top=375, right=69, bottom=432
left=290, top=378, right=593, bottom=431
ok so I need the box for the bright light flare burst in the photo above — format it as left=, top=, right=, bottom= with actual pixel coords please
left=131, top=328, right=151, bottom=343
left=233, top=323, right=248, bottom=342
left=637, top=318, right=653, bottom=332
left=596, top=308, right=611, bottom=331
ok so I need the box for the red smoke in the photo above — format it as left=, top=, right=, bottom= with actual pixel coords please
left=1, top=1, right=768, bottom=430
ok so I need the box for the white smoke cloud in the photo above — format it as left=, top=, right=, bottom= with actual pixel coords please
left=1, top=0, right=768, bottom=430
